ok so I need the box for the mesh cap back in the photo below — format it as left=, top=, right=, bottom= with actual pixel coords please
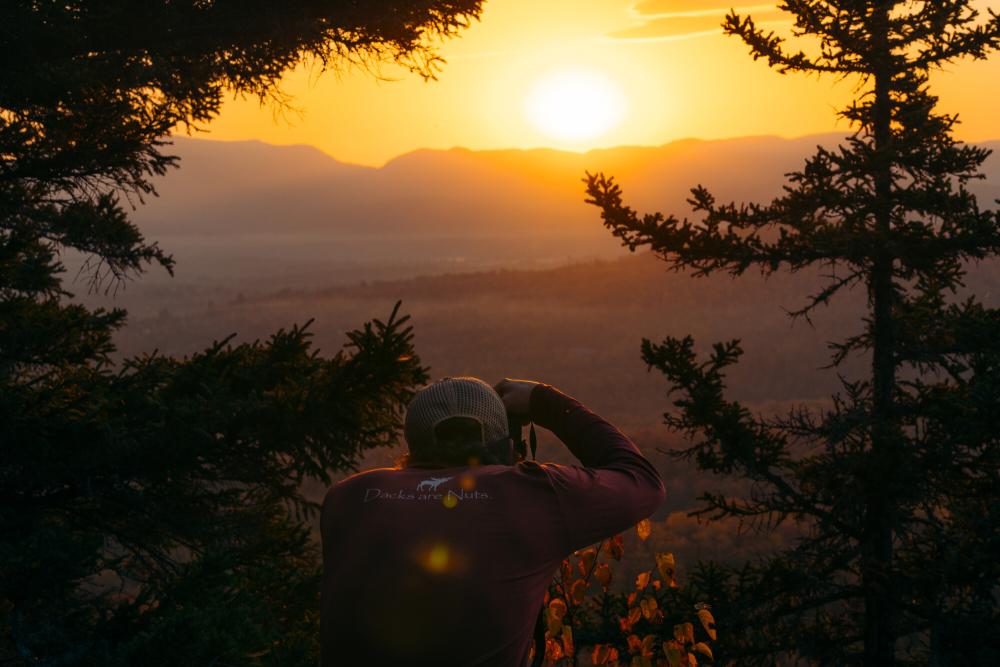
left=404, top=377, right=508, bottom=452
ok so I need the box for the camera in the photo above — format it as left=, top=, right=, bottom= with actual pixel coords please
left=507, top=413, right=537, bottom=463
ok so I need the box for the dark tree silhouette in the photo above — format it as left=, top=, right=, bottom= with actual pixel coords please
left=586, top=2, right=1000, bottom=665
left=1, top=1, right=479, bottom=664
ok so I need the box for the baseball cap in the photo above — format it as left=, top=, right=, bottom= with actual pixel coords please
left=404, top=377, right=509, bottom=453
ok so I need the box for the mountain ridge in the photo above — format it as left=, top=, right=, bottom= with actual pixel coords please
left=179, top=131, right=952, bottom=171
left=148, top=133, right=1000, bottom=235
left=131, top=133, right=1000, bottom=284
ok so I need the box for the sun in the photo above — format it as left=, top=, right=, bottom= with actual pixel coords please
left=522, top=69, right=627, bottom=143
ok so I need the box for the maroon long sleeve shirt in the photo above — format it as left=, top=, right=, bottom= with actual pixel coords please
left=320, top=384, right=665, bottom=666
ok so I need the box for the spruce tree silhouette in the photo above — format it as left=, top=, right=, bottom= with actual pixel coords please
left=0, top=2, right=479, bottom=664
left=586, top=2, right=1000, bottom=665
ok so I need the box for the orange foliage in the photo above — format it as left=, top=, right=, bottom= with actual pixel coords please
left=538, top=520, right=718, bottom=666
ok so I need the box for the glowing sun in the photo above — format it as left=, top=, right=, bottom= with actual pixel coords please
left=523, top=70, right=627, bottom=143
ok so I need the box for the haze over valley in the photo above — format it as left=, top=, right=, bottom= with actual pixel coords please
left=120, top=133, right=1000, bottom=288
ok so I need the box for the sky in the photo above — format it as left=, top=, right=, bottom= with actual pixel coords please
left=199, top=0, right=1000, bottom=166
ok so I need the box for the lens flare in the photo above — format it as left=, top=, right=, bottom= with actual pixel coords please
left=459, top=473, right=476, bottom=491
left=426, top=544, right=450, bottom=572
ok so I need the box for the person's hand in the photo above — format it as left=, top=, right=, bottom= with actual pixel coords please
left=494, top=378, right=540, bottom=417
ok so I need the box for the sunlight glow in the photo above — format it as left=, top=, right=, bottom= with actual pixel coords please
left=522, top=69, right=628, bottom=143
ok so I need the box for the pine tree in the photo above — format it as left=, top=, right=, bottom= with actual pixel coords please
left=0, top=2, right=480, bottom=664
left=586, top=2, right=1000, bottom=665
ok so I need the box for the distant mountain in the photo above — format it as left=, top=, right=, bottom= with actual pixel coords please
left=130, top=134, right=1000, bottom=284
left=146, top=133, right=1000, bottom=232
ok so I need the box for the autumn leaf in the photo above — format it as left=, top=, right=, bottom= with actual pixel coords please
left=673, top=622, right=694, bottom=645
left=561, top=559, right=575, bottom=584
left=697, top=608, right=717, bottom=640
left=595, top=563, right=612, bottom=588
left=662, top=641, right=683, bottom=667
left=592, top=644, right=613, bottom=665
left=547, top=613, right=563, bottom=637
left=545, top=638, right=564, bottom=662
left=626, top=606, right=642, bottom=629
left=562, top=625, right=575, bottom=657
left=626, top=634, right=642, bottom=655
left=636, top=518, right=652, bottom=541
left=571, top=578, right=588, bottom=605
left=635, top=570, right=652, bottom=591
left=693, top=643, right=713, bottom=660
left=639, top=596, right=659, bottom=620
left=641, top=634, right=657, bottom=657
left=549, top=597, right=568, bottom=621
left=579, top=547, right=598, bottom=575
left=654, top=552, right=676, bottom=584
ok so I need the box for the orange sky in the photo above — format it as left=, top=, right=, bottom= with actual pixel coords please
left=199, top=0, right=1000, bottom=166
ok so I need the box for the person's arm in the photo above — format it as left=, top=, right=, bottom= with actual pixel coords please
left=496, top=380, right=666, bottom=552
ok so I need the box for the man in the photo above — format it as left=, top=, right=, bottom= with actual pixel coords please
left=320, top=377, right=665, bottom=666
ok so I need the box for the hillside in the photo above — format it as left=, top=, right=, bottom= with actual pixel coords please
left=107, top=252, right=866, bottom=414
left=98, top=251, right=1000, bottom=568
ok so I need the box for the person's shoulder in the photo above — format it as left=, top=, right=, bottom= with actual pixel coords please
left=513, top=460, right=548, bottom=476
left=323, top=467, right=398, bottom=503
